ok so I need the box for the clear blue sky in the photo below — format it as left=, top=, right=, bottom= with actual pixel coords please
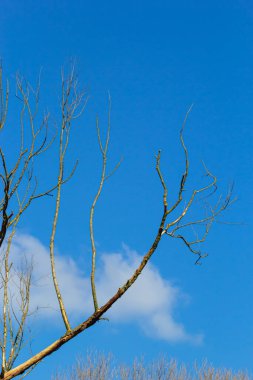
left=1, top=0, right=253, bottom=378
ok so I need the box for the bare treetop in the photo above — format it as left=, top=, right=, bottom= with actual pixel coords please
left=0, top=65, right=233, bottom=380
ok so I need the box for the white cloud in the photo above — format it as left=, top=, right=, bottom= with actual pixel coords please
left=4, top=233, right=203, bottom=344
left=9, top=233, right=91, bottom=319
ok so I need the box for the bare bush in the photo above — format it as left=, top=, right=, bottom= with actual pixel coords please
left=52, top=353, right=251, bottom=380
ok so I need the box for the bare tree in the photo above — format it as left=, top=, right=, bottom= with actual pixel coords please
left=0, top=64, right=233, bottom=380
left=52, top=352, right=251, bottom=380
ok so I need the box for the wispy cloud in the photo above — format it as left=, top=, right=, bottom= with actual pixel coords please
left=6, top=233, right=203, bottom=344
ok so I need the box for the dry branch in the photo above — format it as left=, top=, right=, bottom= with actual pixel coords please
left=0, top=65, right=234, bottom=380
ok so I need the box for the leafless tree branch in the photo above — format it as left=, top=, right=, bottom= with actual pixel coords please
left=0, top=65, right=233, bottom=380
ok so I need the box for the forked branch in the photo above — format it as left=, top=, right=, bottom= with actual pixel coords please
left=49, top=67, right=86, bottom=332
left=90, top=96, right=122, bottom=312
left=0, top=65, right=234, bottom=380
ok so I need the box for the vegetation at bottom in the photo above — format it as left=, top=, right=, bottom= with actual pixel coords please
left=52, top=352, right=251, bottom=380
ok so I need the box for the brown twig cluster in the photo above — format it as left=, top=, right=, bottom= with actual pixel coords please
left=52, top=352, right=251, bottom=380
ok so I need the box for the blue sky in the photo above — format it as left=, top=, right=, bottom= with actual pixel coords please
left=1, top=0, right=253, bottom=378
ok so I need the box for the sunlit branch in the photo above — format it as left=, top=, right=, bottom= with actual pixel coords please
left=90, top=96, right=113, bottom=312
left=49, top=66, right=87, bottom=332
left=165, top=105, right=192, bottom=216
left=0, top=66, right=9, bottom=131
left=0, top=63, right=234, bottom=380
left=89, top=95, right=123, bottom=313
